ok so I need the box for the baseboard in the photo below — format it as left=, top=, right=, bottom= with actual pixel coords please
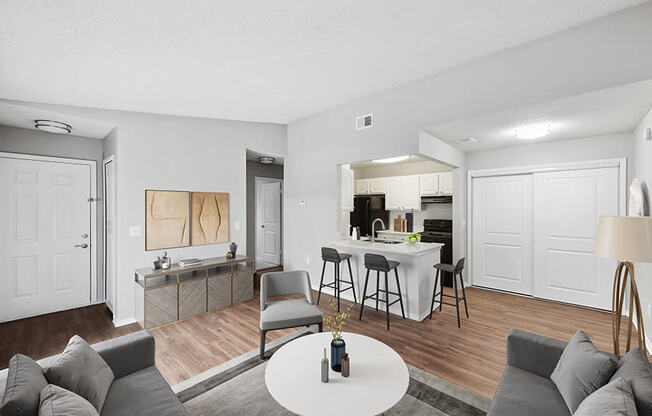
left=113, top=317, right=137, bottom=328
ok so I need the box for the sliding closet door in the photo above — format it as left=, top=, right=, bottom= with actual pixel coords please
left=472, top=175, right=533, bottom=295
left=533, top=167, right=619, bottom=310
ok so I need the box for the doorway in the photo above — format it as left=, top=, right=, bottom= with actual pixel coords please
left=255, top=177, right=282, bottom=268
left=0, top=152, right=98, bottom=322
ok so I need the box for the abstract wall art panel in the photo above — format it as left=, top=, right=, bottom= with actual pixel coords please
left=145, top=190, right=190, bottom=250
left=191, top=192, right=229, bottom=246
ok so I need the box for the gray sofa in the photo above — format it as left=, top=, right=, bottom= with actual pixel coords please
left=488, top=328, right=643, bottom=416
left=0, top=331, right=188, bottom=416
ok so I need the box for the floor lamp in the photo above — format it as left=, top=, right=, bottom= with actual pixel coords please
left=595, top=216, right=652, bottom=355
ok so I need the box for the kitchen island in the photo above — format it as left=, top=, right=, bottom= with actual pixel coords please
left=331, top=239, right=443, bottom=321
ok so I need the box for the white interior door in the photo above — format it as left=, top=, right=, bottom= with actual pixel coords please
left=472, top=174, right=533, bottom=295
left=104, top=158, right=115, bottom=312
left=256, top=178, right=282, bottom=267
left=533, top=167, right=619, bottom=309
left=0, top=156, right=92, bottom=322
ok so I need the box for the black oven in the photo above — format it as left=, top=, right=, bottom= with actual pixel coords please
left=420, top=219, right=453, bottom=287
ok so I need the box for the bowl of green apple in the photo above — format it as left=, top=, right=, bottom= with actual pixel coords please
left=405, top=233, right=421, bottom=245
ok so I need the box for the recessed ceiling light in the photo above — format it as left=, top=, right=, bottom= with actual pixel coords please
left=456, top=137, right=478, bottom=144
left=34, top=120, right=71, bottom=134
left=372, top=155, right=410, bottom=164
left=515, top=124, right=551, bottom=139
left=258, top=156, right=275, bottom=164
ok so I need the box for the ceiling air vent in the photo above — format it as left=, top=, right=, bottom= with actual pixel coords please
left=456, top=137, right=478, bottom=144
left=356, top=113, right=373, bottom=130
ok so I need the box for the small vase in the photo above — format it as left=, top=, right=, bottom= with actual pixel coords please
left=330, top=338, right=346, bottom=372
left=229, top=242, right=237, bottom=256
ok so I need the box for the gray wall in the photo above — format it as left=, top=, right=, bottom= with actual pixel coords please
left=634, top=108, right=652, bottom=344
left=284, top=3, right=652, bottom=289
left=0, top=125, right=106, bottom=299
left=246, top=161, right=283, bottom=264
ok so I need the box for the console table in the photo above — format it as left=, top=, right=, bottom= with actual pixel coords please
left=134, top=255, right=254, bottom=329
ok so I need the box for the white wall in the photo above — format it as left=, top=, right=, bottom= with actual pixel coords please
left=285, top=4, right=652, bottom=289
left=633, top=108, right=652, bottom=341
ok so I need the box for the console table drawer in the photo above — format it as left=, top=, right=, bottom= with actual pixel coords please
left=232, top=269, right=254, bottom=304
left=179, top=279, right=207, bottom=320
left=145, top=285, right=178, bottom=328
left=207, top=274, right=232, bottom=310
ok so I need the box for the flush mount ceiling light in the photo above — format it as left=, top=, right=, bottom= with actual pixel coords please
left=258, top=156, right=275, bottom=164
left=34, top=119, right=71, bottom=134
left=515, top=123, right=551, bottom=139
left=372, top=155, right=410, bottom=164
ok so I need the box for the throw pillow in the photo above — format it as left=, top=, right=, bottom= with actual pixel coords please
left=0, top=354, right=48, bottom=416
left=44, top=336, right=114, bottom=412
left=38, top=385, right=98, bottom=416
left=611, top=348, right=652, bottom=416
left=574, top=377, right=638, bottom=416
left=551, top=330, right=618, bottom=413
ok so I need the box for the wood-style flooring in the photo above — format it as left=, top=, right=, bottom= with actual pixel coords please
left=0, top=286, right=641, bottom=399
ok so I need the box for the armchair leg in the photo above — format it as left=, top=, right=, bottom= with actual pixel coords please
left=318, top=322, right=323, bottom=332
left=260, top=330, right=267, bottom=359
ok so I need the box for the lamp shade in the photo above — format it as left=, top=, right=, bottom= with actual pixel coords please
left=594, top=216, right=652, bottom=262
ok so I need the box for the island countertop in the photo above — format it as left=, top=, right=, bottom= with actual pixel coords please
left=332, top=240, right=443, bottom=256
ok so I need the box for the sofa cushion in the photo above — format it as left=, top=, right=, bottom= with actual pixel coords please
left=44, top=336, right=114, bottom=412
left=260, top=299, right=322, bottom=331
left=550, top=330, right=617, bottom=413
left=38, top=384, right=98, bottom=416
left=487, top=365, right=570, bottom=416
left=101, top=366, right=188, bottom=416
left=611, top=348, right=652, bottom=416
left=574, top=377, right=637, bottom=416
left=1, top=354, right=48, bottom=416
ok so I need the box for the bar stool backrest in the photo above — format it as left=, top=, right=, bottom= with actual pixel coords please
left=364, top=253, right=390, bottom=271
left=321, top=247, right=341, bottom=263
left=455, top=257, right=466, bottom=273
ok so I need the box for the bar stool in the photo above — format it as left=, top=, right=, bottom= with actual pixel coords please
left=359, top=253, right=405, bottom=330
left=317, top=247, right=357, bottom=311
left=429, top=258, right=468, bottom=328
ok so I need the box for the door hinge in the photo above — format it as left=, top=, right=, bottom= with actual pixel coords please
left=88, top=197, right=101, bottom=202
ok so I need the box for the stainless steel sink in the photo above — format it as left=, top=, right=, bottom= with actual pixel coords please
left=381, top=241, right=403, bottom=245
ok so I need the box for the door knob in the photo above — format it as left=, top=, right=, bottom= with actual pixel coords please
left=75, top=243, right=89, bottom=249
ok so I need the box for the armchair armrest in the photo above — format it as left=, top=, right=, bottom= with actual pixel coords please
left=94, top=330, right=155, bottom=379
left=506, top=328, right=567, bottom=378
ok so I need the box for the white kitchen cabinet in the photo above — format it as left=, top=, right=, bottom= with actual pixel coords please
left=385, top=175, right=421, bottom=211
left=341, top=167, right=354, bottom=211
left=439, top=172, right=453, bottom=195
left=369, top=177, right=386, bottom=194
left=354, top=179, right=370, bottom=195
left=419, top=173, right=439, bottom=196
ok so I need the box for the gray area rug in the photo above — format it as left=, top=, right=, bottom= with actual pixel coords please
left=173, top=328, right=491, bottom=415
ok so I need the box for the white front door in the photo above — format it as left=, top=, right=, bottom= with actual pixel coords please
left=256, top=179, right=282, bottom=267
left=532, top=167, right=619, bottom=309
left=0, top=157, right=92, bottom=322
left=472, top=174, right=533, bottom=295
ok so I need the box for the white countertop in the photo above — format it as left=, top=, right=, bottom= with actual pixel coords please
left=333, top=239, right=443, bottom=256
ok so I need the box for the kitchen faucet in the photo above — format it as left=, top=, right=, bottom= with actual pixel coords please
left=371, top=218, right=386, bottom=243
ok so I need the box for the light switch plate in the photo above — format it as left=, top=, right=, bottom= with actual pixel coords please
left=234, top=221, right=240, bottom=230
left=129, top=225, right=142, bottom=237
left=306, top=257, right=311, bottom=265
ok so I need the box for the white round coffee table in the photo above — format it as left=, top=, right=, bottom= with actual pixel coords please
left=265, top=332, right=409, bottom=416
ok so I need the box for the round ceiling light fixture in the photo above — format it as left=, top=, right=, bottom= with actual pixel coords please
left=258, top=156, right=275, bottom=164
left=34, top=120, right=72, bottom=134
left=515, top=123, right=551, bottom=140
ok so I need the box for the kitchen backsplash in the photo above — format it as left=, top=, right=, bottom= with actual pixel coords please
left=390, top=203, right=452, bottom=232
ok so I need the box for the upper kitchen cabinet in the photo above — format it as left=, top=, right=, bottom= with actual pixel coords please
left=341, top=167, right=354, bottom=211
left=354, top=179, right=370, bottom=195
left=386, top=175, right=421, bottom=211
left=419, top=173, right=439, bottom=195
left=369, top=177, right=386, bottom=194
left=439, top=172, right=453, bottom=195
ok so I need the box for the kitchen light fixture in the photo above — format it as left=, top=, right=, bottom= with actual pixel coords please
left=372, top=155, right=410, bottom=164
left=515, top=123, right=550, bottom=139
left=258, top=156, right=275, bottom=164
left=34, top=119, right=72, bottom=134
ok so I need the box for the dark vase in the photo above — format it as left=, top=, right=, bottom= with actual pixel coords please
left=229, top=242, right=237, bottom=256
left=330, top=338, right=346, bottom=372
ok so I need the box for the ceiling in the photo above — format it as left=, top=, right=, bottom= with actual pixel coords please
left=425, top=80, right=652, bottom=152
left=0, top=0, right=645, bottom=124
left=0, top=101, right=115, bottom=139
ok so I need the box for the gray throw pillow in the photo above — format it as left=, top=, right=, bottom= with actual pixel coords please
left=38, top=385, right=98, bottom=416
left=611, top=348, right=652, bottom=416
left=574, top=377, right=638, bottom=416
left=1, top=354, right=48, bottom=416
left=44, top=336, right=114, bottom=412
left=551, top=330, right=617, bottom=413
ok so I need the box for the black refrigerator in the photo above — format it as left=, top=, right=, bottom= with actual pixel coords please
left=350, top=196, right=389, bottom=238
